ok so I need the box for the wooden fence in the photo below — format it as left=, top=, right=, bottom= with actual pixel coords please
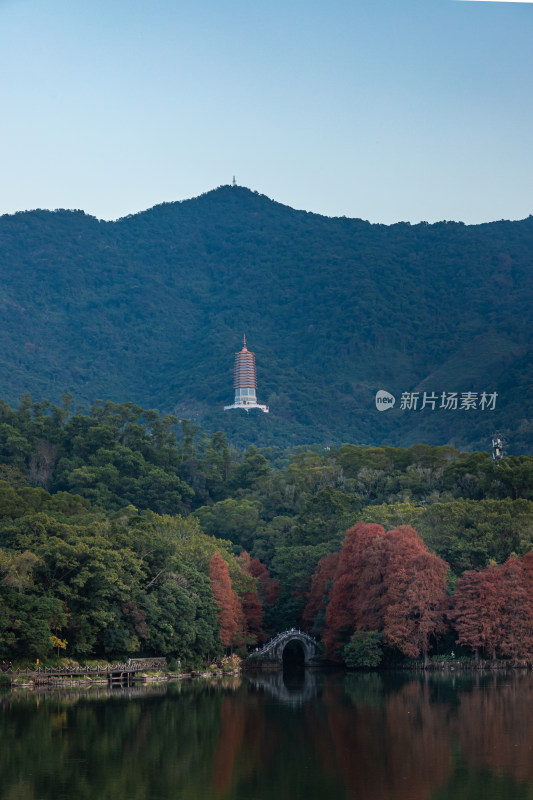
left=1, top=657, right=168, bottom=684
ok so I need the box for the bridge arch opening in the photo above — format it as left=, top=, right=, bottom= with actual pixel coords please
left=282, top=640, right=305, bottom=690
left=282, top=639, right=305, bottom=669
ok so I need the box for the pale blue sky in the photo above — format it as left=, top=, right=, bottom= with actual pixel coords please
left=0, top=0, right=531, bottom=223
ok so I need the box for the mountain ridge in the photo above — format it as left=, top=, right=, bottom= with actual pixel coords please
left=1, top=185, right=532, bottom=452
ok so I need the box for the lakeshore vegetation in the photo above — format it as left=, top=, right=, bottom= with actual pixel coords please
left=2, top=397, right=533, bottom=669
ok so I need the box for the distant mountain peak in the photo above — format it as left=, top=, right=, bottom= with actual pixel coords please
left=1, top=190, right=532, bottom=453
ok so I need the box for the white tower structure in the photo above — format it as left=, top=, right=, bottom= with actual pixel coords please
left=224, top=335, right=269, bottom=413
left=491, top=434, right=506, bottom=461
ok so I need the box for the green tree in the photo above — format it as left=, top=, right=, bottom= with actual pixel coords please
left=343, top=631, right=383, bottom=669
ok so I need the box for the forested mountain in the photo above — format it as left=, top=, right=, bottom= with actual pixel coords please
left=1, top=184, right=532, bottom=452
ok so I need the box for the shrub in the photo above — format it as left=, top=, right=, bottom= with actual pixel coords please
left=343, top=631, right=383, bottom=669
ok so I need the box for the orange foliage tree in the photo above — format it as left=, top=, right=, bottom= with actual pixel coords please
left=209, top=552, right=244, bottom=649
left=383, top=527, right=448, bottom=664
left=324, top=522, right=448, bottom=662
left=302, top=552, right=339, bottom=635
left=238, top=552, right=266, bottom=644
left=248, top=557, right=281, bottom=607
left=452, top=555, right=533, bottom=660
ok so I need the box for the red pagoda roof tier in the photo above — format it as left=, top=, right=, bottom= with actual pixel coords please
left=233, top=347, right=257, bottom=389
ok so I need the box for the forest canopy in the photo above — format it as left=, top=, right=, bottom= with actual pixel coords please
left=1, top=396, right=533, bottom=666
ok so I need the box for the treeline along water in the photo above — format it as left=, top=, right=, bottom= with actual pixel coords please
left=2, top=671, right=533, bottom=800
left=4, top=399, right=533, bottom=668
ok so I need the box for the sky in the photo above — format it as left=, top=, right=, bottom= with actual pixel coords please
left=0, top=0, right=532, bottom=224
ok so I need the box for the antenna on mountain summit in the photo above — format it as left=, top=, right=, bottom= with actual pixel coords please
left=491, top=434, right=506, bottom=461
left=232, top=176, right=236, bottom=186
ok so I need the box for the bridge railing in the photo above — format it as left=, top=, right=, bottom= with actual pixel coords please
left=253, top=629, right=320, bottom=657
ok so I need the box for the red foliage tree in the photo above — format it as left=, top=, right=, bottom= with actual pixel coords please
left=498, top=557, right=533, bottom=659
left=324, top=522, right=448, bottom=661
left=383, top=527, right=448, bottom=663
left=238, top=552, right=266, bottom=644
left=323, top=522, right=387, bottom=657
left=209, top=552, right=243, bottom=649
left=453, top=556, right=533, bottom=660
left=249, top=557, right=281, bottom=607
left=302, top=552, right=339, bottom=634
left=452, top=566, right=501, bottom=661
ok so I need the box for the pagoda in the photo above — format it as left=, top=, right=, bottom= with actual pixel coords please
left=224, top=335, right=269, bottom=413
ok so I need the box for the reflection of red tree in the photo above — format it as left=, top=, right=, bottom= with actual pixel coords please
left=212, top=693, right=279, bottom=797
left=305, top=683, right=347, bottom=774
left=213, top=697, right=247, bottom=796
left=382, top=684, right=452, bottom=800
left=316, top=681, right=452, bottom=800
left=456, top=676, right=533, bottom=783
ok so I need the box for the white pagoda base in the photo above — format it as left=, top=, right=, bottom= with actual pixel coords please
left=224, top=401, right=269, bottom=413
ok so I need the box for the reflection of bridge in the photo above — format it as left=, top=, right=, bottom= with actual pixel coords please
left=249, top=629, right=322, bottom=668
left=247, top=669, right=321, bottom=706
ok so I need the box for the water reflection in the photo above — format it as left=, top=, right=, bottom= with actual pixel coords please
left=2, top=672, right=533, bottom=799
left=312, top=675, right=452, bottom=800
left=248, top=668, right=321, bottom=706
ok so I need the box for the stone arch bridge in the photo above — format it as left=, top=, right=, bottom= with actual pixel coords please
left=249, top=630, right=322, bottom=668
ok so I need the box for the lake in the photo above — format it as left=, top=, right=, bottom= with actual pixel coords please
left=2, top=669, right=533, bottom=800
